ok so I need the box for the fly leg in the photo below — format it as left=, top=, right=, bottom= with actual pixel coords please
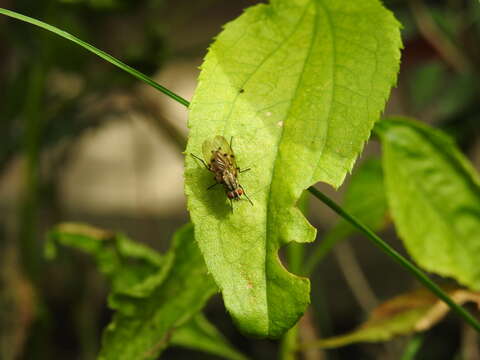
left=240, top=185, right=254, bottom=206
left=190, top=153, right=210, bottom=170
left=230, top=137, right=251, bottom=174
left=207, top=182, right=219, bottom=190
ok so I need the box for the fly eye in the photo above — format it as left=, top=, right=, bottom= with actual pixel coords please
left=227, top=192, right=235, bottom=199
left=237, top=189, right=244, bottom=196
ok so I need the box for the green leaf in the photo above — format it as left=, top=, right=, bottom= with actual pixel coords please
left=47, top=223, right=170, bottom=303
left=337, top=157, right=388, bottom=234
left=185, top=0, right=401, bottom=337
left=307, top=186, right=480, bottom=334
left=48, top=223, right=219, bottom=359
left=99, top=224, right=218, bottom=360
left=376, top=117, right=480, bottom=290
left=171, top=314, right=250, bottom=360
left=302, top=287, right=480, bottom=349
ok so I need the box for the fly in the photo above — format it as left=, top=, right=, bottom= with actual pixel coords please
left=191, top=135, right=253, bottom=210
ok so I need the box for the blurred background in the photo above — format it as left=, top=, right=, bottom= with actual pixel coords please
left=0, top=0, right=479, bottom=359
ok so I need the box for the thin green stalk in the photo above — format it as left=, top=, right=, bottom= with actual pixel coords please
left=18, top=5, right=56, bottom=358
left=279, top=255, right=303, bottom=360
left=279, top=326, right=299, bottom=360
left=279, top=192, right=309, bottom=360
left=307, top=186, right=480, bottom=334
left=303, top=225, right=348, bottom=276
left=0, top=8, right=190, bottom=108
left=19, top=42, right=47, bottom=284
left=400, top=334, right=424, bottom=360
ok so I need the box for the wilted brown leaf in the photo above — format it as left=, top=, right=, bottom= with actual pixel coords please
left=301, top=287, right=480, bottom=349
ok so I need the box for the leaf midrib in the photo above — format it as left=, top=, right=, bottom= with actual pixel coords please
left=263, top=0, right=322, bottom=334
left=213, top=1, right=313, bottom=334
left=310, top=0, right=335, bottom=181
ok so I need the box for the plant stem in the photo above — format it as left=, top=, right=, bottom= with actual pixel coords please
left=279, top=326, right=300, bottom=360
left=400, top=334, right=424, bottom=360
left=0, top=8, right=190, bottom=108
left=333, top=241, right=378, bottom=312
left=303, top=225, right=348, bottom=276
left=408, top=0, right=472, bottom=74
left=307, top=186, right=480, bottom=334
left=134, top=97, right=187, bottom=151
left=19, top=36, right=48, bottom=285
left=279, top=246, right=303, bottom=360
left=279, top=192, right=310, bottom=360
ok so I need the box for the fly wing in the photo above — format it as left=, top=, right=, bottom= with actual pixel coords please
left=202, top=138, right=216, bottom=164
left=212, top=135, right=231, bottom=153
left=212, top=135, right=237, bottom=169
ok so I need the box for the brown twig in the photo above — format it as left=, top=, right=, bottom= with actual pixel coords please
left=461, top=322, right=480, bottom=360
left=333, top=240, right=379, bottom=312
left=298, top=310, right=325, bottom=360
left=134, top=96, right=187, bottom=153
left=408, top=0, right=472, bottom=74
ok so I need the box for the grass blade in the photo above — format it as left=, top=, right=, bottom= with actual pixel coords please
left=0, top=8, right=190, bottom=107
left=307, top=186, right=480, bottom=334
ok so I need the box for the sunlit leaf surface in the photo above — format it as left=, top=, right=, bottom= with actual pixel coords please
left=185, top=0, right=402, bottom=336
